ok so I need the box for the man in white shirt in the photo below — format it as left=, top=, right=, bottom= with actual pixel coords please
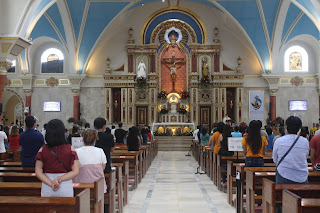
left=111, top=125, right=116, bottom=140
left=193, top=125, right=200, bottom=141
left=0, top=125, right=8, bottom=153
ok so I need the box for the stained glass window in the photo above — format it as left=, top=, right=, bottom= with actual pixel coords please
left=41, top=48, right=64, bottom=73
left=285, top=46, right=308, bottom=72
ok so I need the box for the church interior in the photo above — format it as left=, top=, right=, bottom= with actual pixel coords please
left=1, top=0, right=320, bottom=212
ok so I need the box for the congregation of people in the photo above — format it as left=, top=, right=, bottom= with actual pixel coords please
left=0, top=116, right=153, bottom=202
left=193, top=116, right=320, bottom=185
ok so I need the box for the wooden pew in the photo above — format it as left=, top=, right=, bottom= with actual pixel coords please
left=0, top=161, right=21, bottom=167
left=0, top=188, right=90, bottom=213
left=0, top=178, right=104, bottom=213
left=105, top=170, right=116, bottom=213
left=246, top=170, right=320, bottom=213
left=262, top=178, right=320, bottom=213
left=114, top=164, right=123, bottom=213
left=112, top=150, right=143, bottom=183
left=282, top=189, right=320, bottom=213
left=111, top=155, right=138, bottom=189
left=0, top=171, right=115, bottom=213
left=113, top=161, right=129, bottom=206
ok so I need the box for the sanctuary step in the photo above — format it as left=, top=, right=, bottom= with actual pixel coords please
left=155, top=136, right=193, bottom=151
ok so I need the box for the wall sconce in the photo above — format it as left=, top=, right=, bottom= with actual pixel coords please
left=230, top=100, right=233, bottom=109
left=114, top=100, right=118, bottom=109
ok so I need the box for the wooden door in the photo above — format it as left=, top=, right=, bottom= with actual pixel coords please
left=200, top=106, right=211, bottom=132
left=226, top=88, right=236, bottom=123
left=112, top=88, right=121, bottom=123
left=136, top=106, right=148, bottom=128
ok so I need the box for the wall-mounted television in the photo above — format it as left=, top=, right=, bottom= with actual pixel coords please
left=289, top=100, right=307, bottom=111
left=43, top=101, right=61, bottom=112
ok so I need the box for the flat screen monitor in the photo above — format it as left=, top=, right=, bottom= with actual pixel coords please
left=43, top=101, right=61, bottom=112
left=289, top=100, right=307, bottom=111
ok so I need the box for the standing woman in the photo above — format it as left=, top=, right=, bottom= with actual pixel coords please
left=73, top=129, right=107, bottom=192
left=200, top=127, right=210, bottom=145
left=242, top=120, right=268, bottom=167
left=212, top=122, right=224, bottom=154
left=127, top=126, right=140, bottom=151
left=35, top=119, right=79, bottom=197
left=9, top=125, right=21, bottom=150
left=273, top=116, right=309, bottom=184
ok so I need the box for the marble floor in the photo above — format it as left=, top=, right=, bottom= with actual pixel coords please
left=123, top=151, right=235, bottom=213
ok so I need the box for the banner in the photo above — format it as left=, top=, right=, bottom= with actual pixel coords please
left=228, top=137, right=243, bottom=151
left=72, top=137, right=84, bottom=149
left=249, top=90, right=264, bottom=120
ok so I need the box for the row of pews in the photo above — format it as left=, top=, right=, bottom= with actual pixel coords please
left=192, top=140, right=320, bottom=213
left=0, top=140, right=158, bottom=213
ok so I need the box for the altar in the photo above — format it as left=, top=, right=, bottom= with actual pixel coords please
left=151, top=122, right=195, bottom=136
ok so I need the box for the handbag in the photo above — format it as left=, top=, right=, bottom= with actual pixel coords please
left=277, top=136, right=300, bottom=167
left=47, top=145, right=70, bottom=172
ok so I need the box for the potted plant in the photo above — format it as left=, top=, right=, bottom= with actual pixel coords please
left=158, top=90, right=168, bottom=99
left=136, top=77, right=147, bottom=89
left=200, top=76, right=211, bottom=88
left=180, top=90, right=189, bottom=99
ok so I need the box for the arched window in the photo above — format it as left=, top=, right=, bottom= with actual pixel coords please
left=7, top=60, right=16, bottom=73
left=41, top=48, right=64, bottom=73
left=284, top=46, right=308, bottom=72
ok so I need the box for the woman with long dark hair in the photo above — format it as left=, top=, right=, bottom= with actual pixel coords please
left=127, top=126, right=140, bottom=151
left=212, top=122, right=224, bottom=154
left=218, top=124, right=234, bottom=156
left=35, top=119, right=79, bottom=197
left=200, top=127, right=209, bottom=145
left=242, top=120, right=268, bottom=167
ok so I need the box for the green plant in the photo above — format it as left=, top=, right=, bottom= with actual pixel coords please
left=180, top=91, right=189, bottom=99
left=158, top=90, right=168, bottom=99
left=200, top=76, right=211, bottom=88
left=178, top=108, right=187, bottom=114
left=136, top=77, right=147, bottom=88
left=159, top=108, right=169, bottom=114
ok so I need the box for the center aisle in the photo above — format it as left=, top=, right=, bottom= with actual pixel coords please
left=123, top=151, right=235, bottom=213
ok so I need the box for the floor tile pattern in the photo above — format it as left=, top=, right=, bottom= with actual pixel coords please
left=123, top=151, right=235, bottom=213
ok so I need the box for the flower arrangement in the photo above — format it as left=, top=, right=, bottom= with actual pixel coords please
left=200, top=76, right=211, bottom=88
left=271, top=116, right=284, bottom=127
left=158, top=90, right=168, bottom=99
left=136, top=77, right=147, bottom=89
left=178, top=107, right=187, bottom=114
left=159, top=108, right=169, bottom=114
left=180, top=90, right=189, bottom=99
left=67, top=117, right=76, bottom=123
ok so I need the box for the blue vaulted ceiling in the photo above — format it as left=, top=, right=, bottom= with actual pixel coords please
left=26, top=0, right=320, bottom=73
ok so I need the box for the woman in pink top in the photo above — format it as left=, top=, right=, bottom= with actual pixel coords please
left=73, top=129, right=107, bottom=193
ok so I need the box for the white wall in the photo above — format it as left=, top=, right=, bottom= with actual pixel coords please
left=276, top=87, right=318, bottom=127
left=31, top=87, right=73, bottom=129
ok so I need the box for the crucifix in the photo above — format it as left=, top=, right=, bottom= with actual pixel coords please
left=162, top=50, right=185, bottom=92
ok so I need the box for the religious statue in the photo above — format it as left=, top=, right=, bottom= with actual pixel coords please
left=162, top=51, right=185, bottom=92
left=202, top=57, right=209, bottom=77
left=137, top=60, right=147, bottom=79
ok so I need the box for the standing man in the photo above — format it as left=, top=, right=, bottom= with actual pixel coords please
left=111, top=125, right=116, bottom=140
left=193, top=125, right=200, bottom=141
left=94, top=117, right=114, bottom=173
left=19, top=116, right=45, bottom=167
left=0, top=125, right=8, bottom=154
left=115, top=122, right=126, bottom=144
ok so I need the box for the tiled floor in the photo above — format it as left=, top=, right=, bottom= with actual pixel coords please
left=123, top=151, right=236, bottom=213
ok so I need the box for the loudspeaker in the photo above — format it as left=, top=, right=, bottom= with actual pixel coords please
left=0, top=103, right=3, bottom=115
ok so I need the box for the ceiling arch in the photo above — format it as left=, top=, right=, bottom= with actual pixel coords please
left=8, top=0, right=320, bottom=74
